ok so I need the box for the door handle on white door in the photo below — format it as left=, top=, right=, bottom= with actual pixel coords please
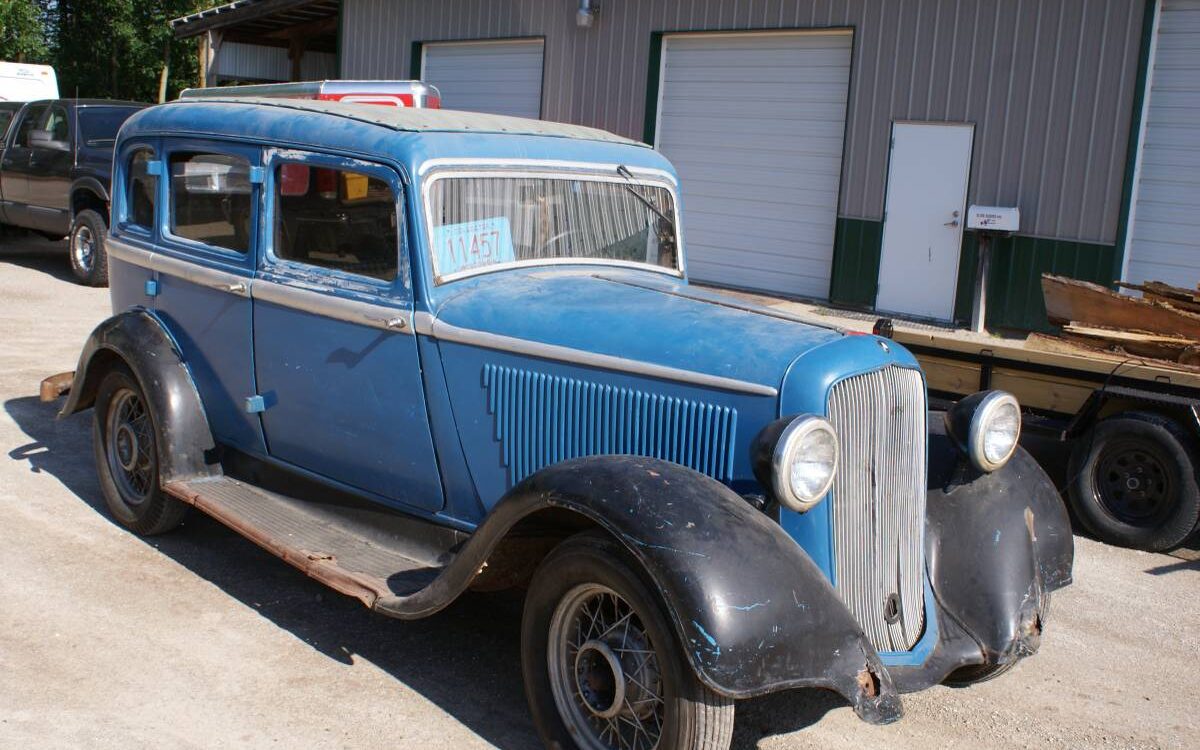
left=944, top=210, right=961, bottom=227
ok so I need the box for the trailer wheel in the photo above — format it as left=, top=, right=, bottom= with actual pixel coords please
left=93, top=364, right=188, bottom=535
left=522, top=531, right=734, bottom=750
left=1067, top=412, right=1200, bottom=551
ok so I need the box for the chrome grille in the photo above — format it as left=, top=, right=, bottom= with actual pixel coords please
left=826, top=365, right=927, bottom=652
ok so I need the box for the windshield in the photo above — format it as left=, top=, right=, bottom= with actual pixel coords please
left=426, top=173, right=679, bottom=281
left=78, top=106, right=139, bottom=147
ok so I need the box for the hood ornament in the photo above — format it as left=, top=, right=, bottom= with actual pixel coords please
left=877, top=339, right=891, bottom=354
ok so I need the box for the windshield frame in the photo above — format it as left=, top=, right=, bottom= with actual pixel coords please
left=420, top=160, right=685, bottom=285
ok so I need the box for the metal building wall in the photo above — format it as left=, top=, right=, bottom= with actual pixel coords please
left=215, top=41, right=336, bottom=82
left=341, top=0, right=1144, bottom=245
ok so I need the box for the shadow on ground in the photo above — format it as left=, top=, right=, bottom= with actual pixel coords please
left=0, top=233, right=73, bottom=283
left=4, top=394, right=843, bottom=748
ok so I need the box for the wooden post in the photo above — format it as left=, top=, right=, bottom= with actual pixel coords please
left=158, top=38, right=171, bottom=103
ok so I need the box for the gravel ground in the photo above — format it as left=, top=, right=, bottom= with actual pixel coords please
left=1, top=237, right=1197, bottom=749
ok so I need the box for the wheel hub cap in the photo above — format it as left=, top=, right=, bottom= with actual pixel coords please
left=1098, top=444, right=1171, bottom=525
left=548, top=584, right=665, bottom=750
left=73, top=226, right=94, bottom=270
left=115, top=424, right=139, bottom=472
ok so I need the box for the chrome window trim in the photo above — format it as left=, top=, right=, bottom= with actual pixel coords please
left=426, top=317, right=777, bottom=397
left=252, top=279, right=412, bottom=334
left=420, top=163, right=685, bottom=285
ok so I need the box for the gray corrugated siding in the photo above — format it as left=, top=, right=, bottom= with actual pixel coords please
left=341, top=0, right=1146, bottom=244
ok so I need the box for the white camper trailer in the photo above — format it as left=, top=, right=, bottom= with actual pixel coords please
left=0, top=62, right=59, bottom=101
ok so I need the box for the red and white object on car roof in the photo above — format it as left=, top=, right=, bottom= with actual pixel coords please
left=178, top=80, right=442, bottom=108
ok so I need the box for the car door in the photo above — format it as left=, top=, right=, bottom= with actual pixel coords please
left=0, top=102, right=46, bottom=227
left=152, top=139, right=264, bottom=455
left=252, top=148, right=443, bottom=512
left=26, top=103, right=73, bottom=235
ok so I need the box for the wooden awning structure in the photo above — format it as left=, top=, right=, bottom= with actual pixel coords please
left=171, top=0, right=339, bottom=54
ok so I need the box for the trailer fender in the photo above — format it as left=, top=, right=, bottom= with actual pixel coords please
left=376, top=455, right=903, bottom=724
left=924, top=419, right=1073, bottom=666
left=59, top=308, right=218, bottom=482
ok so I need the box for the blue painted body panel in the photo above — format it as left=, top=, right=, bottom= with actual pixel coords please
left=111, top=100, right=943, bottom=661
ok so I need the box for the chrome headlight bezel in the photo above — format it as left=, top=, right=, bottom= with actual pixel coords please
left=770, top=414, right=840, bottom=512
left=962, top=390, right=1022, bottom=472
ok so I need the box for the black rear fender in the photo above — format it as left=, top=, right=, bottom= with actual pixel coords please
left=60, top=308, right=218, bottom=482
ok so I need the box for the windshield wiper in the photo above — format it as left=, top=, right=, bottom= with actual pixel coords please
left=616, top=164, right=676, bottom=233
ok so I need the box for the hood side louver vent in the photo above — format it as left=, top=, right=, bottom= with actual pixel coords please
left=483, top=364, right=738, bottom=485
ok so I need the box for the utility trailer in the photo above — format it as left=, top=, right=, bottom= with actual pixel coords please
left=881, top=323, right=1200, bottom=553
left=724, top=290, right=1200, bottom=554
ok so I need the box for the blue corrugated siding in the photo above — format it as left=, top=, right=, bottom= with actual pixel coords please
left=482, top=364, right=738, bottom=483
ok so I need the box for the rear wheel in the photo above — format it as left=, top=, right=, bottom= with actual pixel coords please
left=69, top=209, right=109, bottom=287
left=1067, top=412, right=1200, bottom=551
left=522, top=531, right=734, bottom=750
left=93, top=365, right=187, bottom=535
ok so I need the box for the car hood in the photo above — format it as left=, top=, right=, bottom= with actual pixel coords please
left=430, top=269, right=846, bottom=393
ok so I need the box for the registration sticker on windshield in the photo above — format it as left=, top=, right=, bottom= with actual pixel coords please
left=433, top=217, right=516, bottom=276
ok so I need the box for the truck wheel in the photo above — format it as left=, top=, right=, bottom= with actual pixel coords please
left=69, top=209, right=109, bottom=287
left=1067, top=412, right=1200, bottom=551
left=93, top=364, right=187, bottom=535
left=522, top=531, right=734, bottom=750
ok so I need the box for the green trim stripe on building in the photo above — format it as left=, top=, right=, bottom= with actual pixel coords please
left=827, top=217, right=1116, bottom=333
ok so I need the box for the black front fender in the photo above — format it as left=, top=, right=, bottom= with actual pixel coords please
left=376, top=456, right=902, bottom=724
left=61, top=308, right=218, bottom=483
left=895, top=418, right=1073, bottom=690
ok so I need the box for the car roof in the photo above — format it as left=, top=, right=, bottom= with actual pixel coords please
left=155, top=97, right=646, bottom=147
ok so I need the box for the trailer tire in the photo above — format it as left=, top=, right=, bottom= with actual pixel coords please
left=1067, top=412, right=1200, bottom=552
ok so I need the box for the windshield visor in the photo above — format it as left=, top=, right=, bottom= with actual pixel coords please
left=426, top=173, right=680, bottom=282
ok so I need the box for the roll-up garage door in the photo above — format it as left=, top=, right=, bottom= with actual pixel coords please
left=1125, top=1, right=1200, bottom=288
left=655, top=31, right=852, bottom=299
left=420, top=39, right=544, bottom=119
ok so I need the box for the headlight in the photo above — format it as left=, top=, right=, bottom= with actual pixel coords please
left=946, top=390, right=1021, bottom=472
left=771, top=415, right=839, bottom=512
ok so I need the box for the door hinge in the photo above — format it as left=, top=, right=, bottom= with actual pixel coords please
left=245, top=395, right=267, bottom=413
left=248, top=166, right=265, bottom=184
left=144, top=279, right=159, bottom=297
left=146, top=160, right=164, bottom=177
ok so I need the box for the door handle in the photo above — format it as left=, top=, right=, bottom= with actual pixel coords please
left=944, top=219, right=960, bottom=227
left=224, top=282, right=247, bottom=294
left=374, top=316, right=408, bottom=331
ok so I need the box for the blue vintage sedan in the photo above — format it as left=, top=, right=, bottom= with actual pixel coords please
left=45, top=97, right=1072, bottom=750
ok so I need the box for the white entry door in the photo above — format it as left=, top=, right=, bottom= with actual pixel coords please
left=875, top=122, right=974, bottom=321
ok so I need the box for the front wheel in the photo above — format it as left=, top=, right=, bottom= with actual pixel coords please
left=522, top=531, right=734, bottom=750
left=69, top=208, right=109, bottom=287
left=1067, top=412, right=1200, bottom=552
left=93, top=365, right=187, bottom=535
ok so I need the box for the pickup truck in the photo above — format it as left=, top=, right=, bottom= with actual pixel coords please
left=0, top=98, right=145, bottom=285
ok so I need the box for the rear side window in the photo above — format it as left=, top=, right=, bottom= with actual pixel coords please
left=273, top=162, right=398, bottom=281
left=126, top=149, right=156, bottom=230
left=169, top=152, right=252, bottom=253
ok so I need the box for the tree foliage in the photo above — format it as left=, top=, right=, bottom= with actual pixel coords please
left=49, top=1, right=204, bottom=102
left=0, top=0, right=48, bottom=62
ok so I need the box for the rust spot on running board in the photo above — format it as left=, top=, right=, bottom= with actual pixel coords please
left=164, top=481, right=393, bottom=608
left=40, top=371, right=74, bottom=402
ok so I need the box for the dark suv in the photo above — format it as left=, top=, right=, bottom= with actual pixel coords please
left=0, top=99, right=145, bottom=285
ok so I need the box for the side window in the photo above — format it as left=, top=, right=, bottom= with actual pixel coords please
left=126, top=148, right=156, bottom=231
left=273, top=162, right=398, bottom=281
left=169, top=152, right=252, bottom=253
left=44, top=106, right=68, bottom=142
left=14, top=105, right=47, bottom=147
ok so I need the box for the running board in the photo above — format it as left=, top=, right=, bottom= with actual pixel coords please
left=165, top=477, right=453, bottom=610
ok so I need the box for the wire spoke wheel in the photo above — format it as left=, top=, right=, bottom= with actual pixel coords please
left=72, top=224, right=95, bottom=274
left=548, top=584, right=665, bottom=750
left=105, top=387, right=156, bottom=506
